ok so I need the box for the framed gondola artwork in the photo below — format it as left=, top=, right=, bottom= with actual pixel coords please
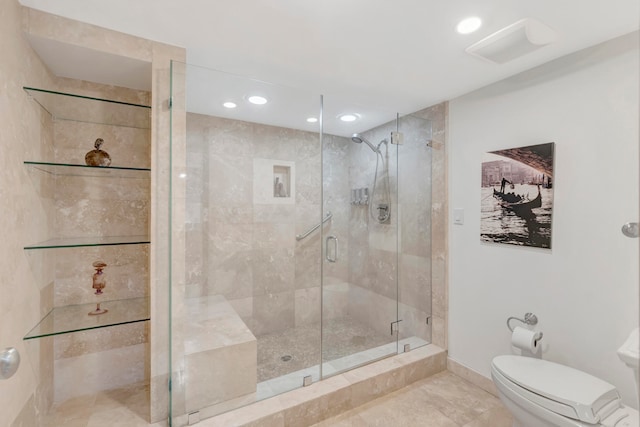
left=480, top=142, right=555, bottom=249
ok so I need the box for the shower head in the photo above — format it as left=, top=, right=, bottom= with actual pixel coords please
left=351, top=133, right=380, bottom=154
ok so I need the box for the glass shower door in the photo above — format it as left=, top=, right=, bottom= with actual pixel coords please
left=397, top=113, right=433, bottom=350
left=320, top=100, right=400, bottom=376
left=169, top=61, right=324, bottom=425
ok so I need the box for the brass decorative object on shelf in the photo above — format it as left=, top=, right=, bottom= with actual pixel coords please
left=88, top=261, right=108, bottom=315
left=85, top=138, right=112, bottom=167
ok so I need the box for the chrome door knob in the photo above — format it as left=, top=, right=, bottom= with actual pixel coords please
left=0, top=347, right=20, bottom=380
left=621, top=222, right=639, bottom=238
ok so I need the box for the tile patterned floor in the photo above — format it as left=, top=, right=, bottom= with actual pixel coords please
left=257, top=316, right=393, bottom=382
left=44, top=371, right=512, bottom=426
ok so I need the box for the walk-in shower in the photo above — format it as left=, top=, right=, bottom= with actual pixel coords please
left=169, top=62, right=433, bottom=426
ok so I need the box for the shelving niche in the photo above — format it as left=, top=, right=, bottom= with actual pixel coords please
left=23, top=87, right=151, bottom=340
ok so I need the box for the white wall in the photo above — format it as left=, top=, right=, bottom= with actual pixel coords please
left=448, top=32, right=639, bottom=408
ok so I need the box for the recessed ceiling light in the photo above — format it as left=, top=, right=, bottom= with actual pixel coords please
left=179, top=173, right=187, bottom=179
left=338, top=113, right=358, bottom=122
left=248, top=95, right=268, bottom=105
left=457, top=17, right=482, bottom=34
left=306, top=117, right=318, bottom=123
left=223, top=101, right=237, bottom=109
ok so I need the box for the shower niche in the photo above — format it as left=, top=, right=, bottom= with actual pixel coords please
left=253, top=158, right=296, bottom=204
left=170, top=61, right=433, bottom=425
left=273, top=165, right=291, bottom=198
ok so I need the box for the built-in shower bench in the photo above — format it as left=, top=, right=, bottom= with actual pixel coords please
left=183, top=295, right=257, bottom=413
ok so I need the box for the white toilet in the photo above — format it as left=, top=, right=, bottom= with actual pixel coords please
left=492, top=355, right=638, bottom=426
left=492, top=329, right=639, bottom=427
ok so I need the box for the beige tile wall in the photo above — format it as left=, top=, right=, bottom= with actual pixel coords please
left=24, top=80, right=152, bottom=404
left=184, top=113, right=323, bottom=335
left=346, top=113, right=436, bottom=343
left=1, top=1, right=57, bottom=425
left=6, top=4, right=186, bottom=425
left=412, top=102, right=448, bottom=349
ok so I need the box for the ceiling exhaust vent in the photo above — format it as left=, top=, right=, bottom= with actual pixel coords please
left=465, top=18, right=556, bottom=64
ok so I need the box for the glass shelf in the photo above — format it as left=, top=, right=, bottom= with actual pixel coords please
left=24, top=297, right=149, bottom=340
left=25, top=161, right=150, bottom=179
left=23, top=87, right=151, bottom=129
left=24, top=235, right=150, bottom=250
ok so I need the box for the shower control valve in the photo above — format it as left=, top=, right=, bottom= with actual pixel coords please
left=377, top=204, right=390, bottom=223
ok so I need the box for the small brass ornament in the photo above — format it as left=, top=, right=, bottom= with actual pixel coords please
left=88, top=261, right=108, bottom=315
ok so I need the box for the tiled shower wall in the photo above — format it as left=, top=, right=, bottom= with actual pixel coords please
left=185, top=113, right=337, bottom=336
left=184, top=110, right=441, bottom=346
left=346, top=114, right=433, bottom=342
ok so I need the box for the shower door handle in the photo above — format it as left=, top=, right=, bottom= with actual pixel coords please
left=326, top=235, right=338, bottom=263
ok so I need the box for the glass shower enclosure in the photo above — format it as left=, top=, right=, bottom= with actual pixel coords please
left=169, top=62, right=432, bottom=425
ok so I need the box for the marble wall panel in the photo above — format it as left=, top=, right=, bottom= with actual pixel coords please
left=253, top=223, right=295, bottom=250
left=53, top=121, right=150, bottom=168
left=54, top=175, right=150, bottom=202
left=365, top=248, right=398, bottom=301
left=346, top=284, right=397, bottom=337
left=252, top=291, right=295, bottom=337
left=398, top=253, right=431, bottom=313
left=185, top=223, right=205, bottom=298
left=296, top=156, right=322, bottom=206
left=412, top=102, right=448, bottom=349
left=208, top=222, right=252, bottom=256
left=251, top=125, right=299, bottom=161
left=54, top=198, right=149, bottom=237
left=252, top=247, right=295, bottom=296
left=294, top=204, right=322, bottom=290
left=208, top=205, right=253, bottom=224
left=254, top=204, right=296, bottom=224
left=204, top=116, right=255, bottom=158
left=296, top=130, right=321, bottom=161
left=399, top=202, right=431, bottom=258
left=294, top=287, right=321, bottom=326
left=208, top=250, right=254, bottom=300
left=294, top=234, right=321, bottom=290
left=54, top=244, right=149, bottom=306
left=321, top=282, right=350, bottom=321
left=208, top=154, right=254, bottom=206
left=54, top=322, right=148, bottom=359
left=186, top=113, right=325, bottom=341
left=53, top=343, right=147, bottom=403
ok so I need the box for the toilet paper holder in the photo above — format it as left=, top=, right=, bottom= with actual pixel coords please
left=507, top=312, right=540, bottom=333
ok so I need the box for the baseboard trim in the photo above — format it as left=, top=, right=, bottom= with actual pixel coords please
left=447, top=357, right=498, bottom=397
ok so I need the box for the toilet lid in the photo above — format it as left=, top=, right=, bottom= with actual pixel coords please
left=492, top=355, right=621, bottom=424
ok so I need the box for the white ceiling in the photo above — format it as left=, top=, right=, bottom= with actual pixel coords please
left=19, top=0, right=639, bottom=136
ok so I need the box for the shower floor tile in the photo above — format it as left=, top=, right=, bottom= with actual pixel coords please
left=256, top=316, right=394, bottom=382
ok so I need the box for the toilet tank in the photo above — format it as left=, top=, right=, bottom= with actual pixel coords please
left=618, top=327, right=639, bottom=406
left=618, top=328, right=639, bottom=370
